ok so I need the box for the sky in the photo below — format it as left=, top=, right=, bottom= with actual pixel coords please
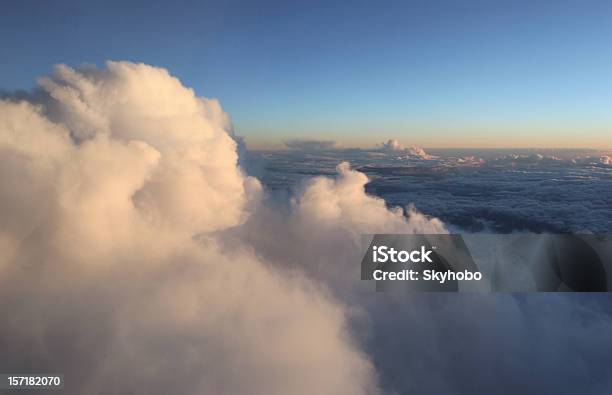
left=1, top=0, right=612, bottom=148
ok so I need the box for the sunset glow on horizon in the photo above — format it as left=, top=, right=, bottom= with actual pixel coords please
left=2, top=0, right=612, bottom=149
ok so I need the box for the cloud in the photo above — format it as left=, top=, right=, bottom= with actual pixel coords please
left=285, top=139, right=337, bottom=151
left=377, top=139, right=433, bottom=159
left=0, top=62, right=380, bottom=395
left=292, top=162, right=445, bottom=235
left=222, top=162, right=446, bottom=290
left=378, top=139, right=405, bottom=152
left=227, top=158, right=612, bottom=394
left=487, top=153, right=612, bottom=168
left=258, top=147, right=609, bottom=234
left=365, top=293, right=612, bottom=395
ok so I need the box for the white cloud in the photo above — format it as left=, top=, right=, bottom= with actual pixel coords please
left=378, top=139, right=432, bottom=159
left=223, top=161, right=446, bottom=291
left=0, top=61, right=400, bottom=395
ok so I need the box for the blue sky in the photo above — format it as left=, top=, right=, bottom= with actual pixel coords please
left=1, top=0, right=612, bottom=148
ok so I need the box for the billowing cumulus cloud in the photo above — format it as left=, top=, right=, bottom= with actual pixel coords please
left=222, top=161, right=446, bottom=290
left=42, top=62, right=256, bottom=234
left=377, top=139, right=433, bottom=160
left=0, top=61, right=419, bottom=395
left=293, top=162, right=445, bottom=234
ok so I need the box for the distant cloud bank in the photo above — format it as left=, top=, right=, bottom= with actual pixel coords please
left=285, top=139, right=337, bottom=151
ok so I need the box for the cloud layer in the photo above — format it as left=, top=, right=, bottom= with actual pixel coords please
left=257, top=146, right=612, bottom=233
